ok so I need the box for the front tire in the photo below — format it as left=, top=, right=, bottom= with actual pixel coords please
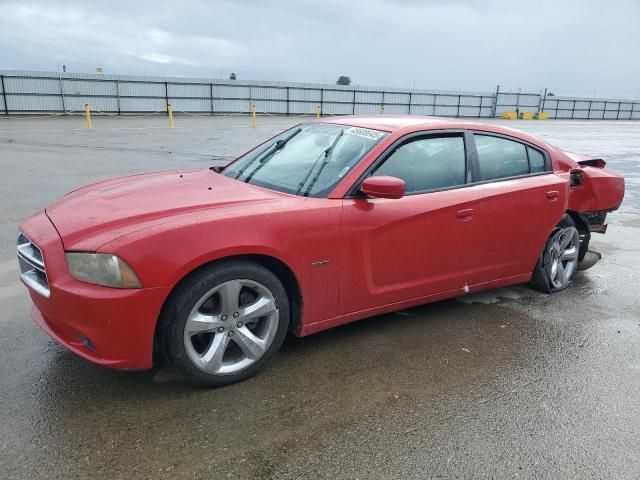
left=531, top=215, right=580, bottom=293
left=160, top=260, right=289, bottom=387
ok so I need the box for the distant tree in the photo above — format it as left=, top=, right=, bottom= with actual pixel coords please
left=336, top=76, right=351, bottom=86
left=229, top=72, right=237, bottom=80
left=547, top=92, right=555, bottom=96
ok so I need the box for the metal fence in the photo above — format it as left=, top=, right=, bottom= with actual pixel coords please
left=1, top=70, right=639, bottom=120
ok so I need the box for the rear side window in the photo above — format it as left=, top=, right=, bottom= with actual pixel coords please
left=527, top=146, right=546, bottom=172
left=373, top=135, right=466, bottom=194
left=475, top=134, right=529, bottom=181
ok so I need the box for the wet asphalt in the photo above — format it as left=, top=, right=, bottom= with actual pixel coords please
left=0, top=116, right=639, bottom=479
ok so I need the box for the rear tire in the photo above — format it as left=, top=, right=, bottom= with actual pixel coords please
left=531, top=215, right=580, bottom=293
left=159, top=260, right=289, bottom=387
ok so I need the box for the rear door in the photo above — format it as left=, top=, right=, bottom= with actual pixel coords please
left=339, top=132, right=484, bottom=314
left=465, top=133, right=566, bottom=284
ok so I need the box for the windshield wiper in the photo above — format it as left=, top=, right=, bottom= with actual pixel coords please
left=235, top=128, right=302, bottom=182
left=297, top=130, right=344, bottom=197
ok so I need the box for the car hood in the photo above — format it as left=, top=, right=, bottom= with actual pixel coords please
left=46, top=169, right=286, bottom=250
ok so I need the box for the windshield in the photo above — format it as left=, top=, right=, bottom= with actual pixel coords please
left=222, top=123, right=387, bottom=197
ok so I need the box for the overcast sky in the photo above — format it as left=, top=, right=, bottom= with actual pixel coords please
left=0, top=0, right=638, bottom=98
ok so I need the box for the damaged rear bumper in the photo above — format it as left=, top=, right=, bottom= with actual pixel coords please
left=583, top=210, right=611, bottom=234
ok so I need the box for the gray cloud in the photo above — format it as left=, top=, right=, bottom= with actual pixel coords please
left=0, top=0, right=638, bottom=98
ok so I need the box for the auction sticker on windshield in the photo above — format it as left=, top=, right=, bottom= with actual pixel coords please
left=344, top=127, right=386, bottom=140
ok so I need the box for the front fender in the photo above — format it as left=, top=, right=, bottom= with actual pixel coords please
left=96, top=201, right=344, bottom=329
left=97, top=216, right=305, bottom=289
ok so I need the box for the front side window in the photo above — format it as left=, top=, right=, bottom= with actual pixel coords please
left=475, top=134, right=530, bottom=181
left=222, top=123, right=387, bottom=197
left=372, top=135, right=466, bottom=194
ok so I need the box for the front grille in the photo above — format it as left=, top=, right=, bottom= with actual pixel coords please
left=17, top=232, right=50, bottom=297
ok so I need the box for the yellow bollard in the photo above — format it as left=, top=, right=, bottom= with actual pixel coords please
left=167, top=104, right=174, bottom=128
left=84, top=103, right=92, bottom=130
left=315, top=105, right=321, bottom=118
left=251, top=104, right=256, bottom=128
left=380, top=106, right=385, bottom=114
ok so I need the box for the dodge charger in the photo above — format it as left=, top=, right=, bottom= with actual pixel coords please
left=18, top=116, right=625, bottom=386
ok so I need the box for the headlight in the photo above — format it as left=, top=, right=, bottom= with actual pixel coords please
left=65, top=253, right=142, bottom=288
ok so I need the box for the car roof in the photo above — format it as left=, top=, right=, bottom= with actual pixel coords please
left=312, top=115, right=553, bottom=150
left=314, top=115, right=453, bottom=132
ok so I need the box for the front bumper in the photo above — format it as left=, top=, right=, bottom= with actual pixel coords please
left=19, top=211, right=171, bottom=370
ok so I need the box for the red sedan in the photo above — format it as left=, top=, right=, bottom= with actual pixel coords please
left=18, top=116, right=624, bottom=386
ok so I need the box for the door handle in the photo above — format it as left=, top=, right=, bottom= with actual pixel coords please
left=456, top=208, right=475, bottom=220
left=546, top=190, right=560, bottom=200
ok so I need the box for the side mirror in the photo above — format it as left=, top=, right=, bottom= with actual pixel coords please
left=360, top=176, right=405, bottom=199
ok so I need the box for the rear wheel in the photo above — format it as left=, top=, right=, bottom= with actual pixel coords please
left=531, top=215, right=580, bottom=293
left=160, top=260, right=289, bottom=386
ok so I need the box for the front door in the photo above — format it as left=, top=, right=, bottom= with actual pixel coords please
left=339, top=133, right=482, bottom=315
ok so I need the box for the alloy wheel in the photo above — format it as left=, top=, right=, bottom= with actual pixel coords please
left=547, top=226, right=580, bottom=289
left=183, top=279, right=279, bottom=375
